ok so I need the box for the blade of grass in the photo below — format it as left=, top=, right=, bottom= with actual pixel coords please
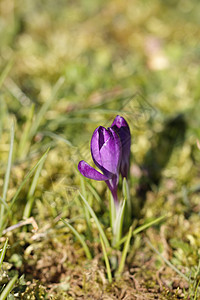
left=69, top=108, right=132, bottom=115
left=66, top=90, right=136, bottom=111
left=29, top=76, right=65, bottom=139
left=117, top=214, right=167, bottom=247
left=41, top=131, right=75, bottom=148
left=80, top=176, right=92, bottom=241
left=113, top=198, right=126, bottom=248
left=10, top=148, right=49, bottom=209
left=109, top=193, right=116, bottom=233
left=2, top=123, right=14, bottom=202
left=0, top=59, right=13, bottom=89
left=0, top=122, right=14, bottom=231
left=0, top=99, right=7, bottom=139
left=194, top=279, right=200, bottom=300
left=133, top=215, right=168, bottom=235
left=86, top=182, right=101, bottom=204
left=194, top=257, right=200, bottom=279
left=18, top=104, right=35, bottom=159
left=5, top=78, right=32, bottom=107
left=0, top=274, right=18, bottom=300
left=0, top=197, right=9, bottom=210
left=146, top=238, right=189, bottom=282
left=23, top=151, right=47, bottom=219
left=115, top=225, right=132, bottom=277
left=0, top=238, right=8, bottom=268
left=79, top=191, right=110, bottom=248
left=61, top=218, right=92, bottom=259
left=122, top=177, right=131, bottom=225
left=100, top=235, right=112, bottom=283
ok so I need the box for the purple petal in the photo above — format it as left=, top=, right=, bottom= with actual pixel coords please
left=99, top=128, right=121, bottom=174
left=91, top=127, right=122, bottom=176
left=111, top=115, right=131, bottom=178
left=111, top=115, right=129, bottom=129
left=90, top=126, right=103, bottom=169
left=78, top=160, right=109, bottom=181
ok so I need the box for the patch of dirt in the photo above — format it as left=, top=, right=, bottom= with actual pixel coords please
left=21, top=236, right=189, bottom=299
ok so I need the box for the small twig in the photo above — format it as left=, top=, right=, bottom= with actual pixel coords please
left=156, top=267, right=165, bottom=291
left=129, top=274, right=140, bottom=290
left=2, top=217, right=38, bottom=234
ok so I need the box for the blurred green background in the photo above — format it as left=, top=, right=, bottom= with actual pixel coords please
left=1, top=0, right=200, bottom=298
left=1, top=0, right=200, bottom=191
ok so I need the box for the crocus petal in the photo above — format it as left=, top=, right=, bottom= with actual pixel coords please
left=111, top=115, right=131, bottom=178
left=99, top=128, right=121, bottom=174
left=91, top=126, right=122, bottom=176
left=90, top=126, right=103, bottom=169
left=111, top=115, right=129, bottom=129
left=78, top=160, right=109, bottom=181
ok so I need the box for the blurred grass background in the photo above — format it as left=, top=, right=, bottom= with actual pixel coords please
left=1, top=0, right=200, bottom=298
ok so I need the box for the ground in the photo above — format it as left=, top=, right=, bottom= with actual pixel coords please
left=0, top=0, right=200, bottom=299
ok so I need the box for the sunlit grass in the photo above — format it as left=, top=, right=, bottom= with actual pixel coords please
left=0, top=0, right=200, bottom=298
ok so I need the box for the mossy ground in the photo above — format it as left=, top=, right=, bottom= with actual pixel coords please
left=0, top=0, right=200, bottom=299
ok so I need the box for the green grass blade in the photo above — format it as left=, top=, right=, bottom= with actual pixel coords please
left=18, top=104, right=35, bottom=159
left=115, top=225, right=132, bottom=277
left=117, top=214, right=167, bottom=247
left=194, top=258, right=200, bottom=280
left=133, top=215, right=167, bottom=235
left=2, top=122, right=14, bottom=202
left=0, top=59, right=13, bottom=89
left=0, top=274, right=18, bottom=300
left=0, top=99, right=7, bottom=139
left=80, top=176, right=92, bottom=240
left=146, top=238, right=189, bottom=282
left=122, top=177, right=131, bottom=224
left=61, top=218, right=92, bottom=259
left=194, top=280, right=200, bottom=300
left=0, top=238, right=8, bottom=268
left=23, top=151, right=47, bottom=219
left=86, top=182, right=101, bottom=204
left=0, top=122, right=14, bottom=231
left=100, top=235, right=112, bottom=283
left=109, top=193, right=116, bottom=233
left=0, top=197, right=9, bottom=210
left=27, top=159, right=45, bottom=199
left=29, top=76, right=65, bottom=139
left=10, top=148, right=49, bottom=209
left=79, top=191, right=110, bottom=249
left=5, top=78, right=32, bottom=107
left=113, top=198, right=126, bottom=248
left=41, top=131, right=75, bottom=148
left=68, top=108, right=132, bottom=115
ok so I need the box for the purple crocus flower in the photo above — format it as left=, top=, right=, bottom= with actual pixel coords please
left=111, top=115, right=131, bottom=178
left=78, top=126, right=122, bottom=206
